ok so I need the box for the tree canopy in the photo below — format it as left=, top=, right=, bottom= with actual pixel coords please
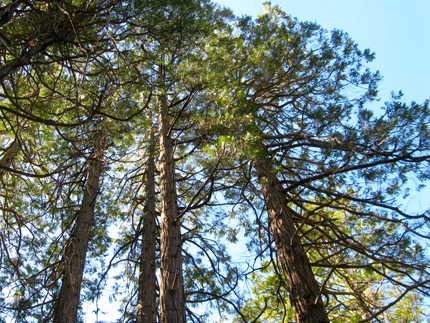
left=0, top=1, right=429, bottom=323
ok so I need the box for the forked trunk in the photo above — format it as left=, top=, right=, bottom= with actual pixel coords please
left=137, top=127, right=157, bottom=323
left=157, top=66, right=186, bottom=323
left=52, top=128, right=107, bottom=323
left=254, top=155, right=330, bottom=323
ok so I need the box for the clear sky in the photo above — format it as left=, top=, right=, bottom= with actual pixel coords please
left=214, top=0, right=430, bottom=105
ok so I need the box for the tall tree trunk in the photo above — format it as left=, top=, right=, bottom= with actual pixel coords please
left=254, top=154, right=330, bottom=323
left=158, top=65, right=186, bottom=323
left=137, top=126, right=157, bottom=323
left=52, top=128, right=107, bottom=323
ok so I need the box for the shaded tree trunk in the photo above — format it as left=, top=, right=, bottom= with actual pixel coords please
left=137, top=126, right=157, bottom=323
left=52, top=128, right=107, bottom=323
left=254, top=154, right=330, bottom=323
left=158, top=65, right=186, bottom=323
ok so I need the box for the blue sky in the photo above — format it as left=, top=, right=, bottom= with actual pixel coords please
left=215, top=0, right=430, bottom=105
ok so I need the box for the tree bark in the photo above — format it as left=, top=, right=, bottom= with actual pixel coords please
left=52, top=128, right=107, bottom=323
left=158, top=65, right=186, bottom=323
left=254, top=154, right=330, bottom=323
left=137, top=126, right=157, bottom=323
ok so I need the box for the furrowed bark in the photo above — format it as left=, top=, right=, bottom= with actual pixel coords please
left=158, top=65, right=186, bottom=323
left=254, top=154, right=330, bottom=323
left=137, top=126, right=157, bottom=323
left=52, top=128, right=107, bottom=323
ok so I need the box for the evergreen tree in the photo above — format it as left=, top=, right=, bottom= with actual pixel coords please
left=1, top=2, right=429, bottom=323
left=209, top=3, right=430, bottom=322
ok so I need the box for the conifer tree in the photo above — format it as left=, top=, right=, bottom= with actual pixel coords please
left=1, top=2, right=430, bottom=323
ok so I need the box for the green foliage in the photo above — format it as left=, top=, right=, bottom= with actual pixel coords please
left=234, top=263, right=295, bottom=323
left=238, top=259, right=427, bottom=323
left=1, top=1, right=430, bottom=322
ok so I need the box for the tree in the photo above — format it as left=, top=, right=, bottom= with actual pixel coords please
left=208, top=3, right=430, bottom=322
left=1, top=1, right=430, bottom=323
left=52, top=126, right=107, bottom=323
left=136, top=125, right=157, bottom=323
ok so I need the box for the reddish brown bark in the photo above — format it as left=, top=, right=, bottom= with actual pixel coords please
left=254, top=155, right=330, bottom=323
left=158, top=83, right=186, bottom=323
left=137, top=127, right=157, bottom=323
left=52, top=129, right=107, bottom=323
